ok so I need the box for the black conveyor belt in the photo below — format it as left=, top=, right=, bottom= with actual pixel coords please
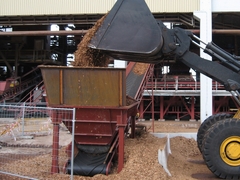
left=66, top=150, right=108, bottom=177
left=126, top=65, right=145, bottom=99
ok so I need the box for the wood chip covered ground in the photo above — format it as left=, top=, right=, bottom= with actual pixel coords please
left=0, top=121, right=220, bottom=180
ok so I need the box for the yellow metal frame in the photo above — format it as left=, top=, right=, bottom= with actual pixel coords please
left=233, top=109, right=240, bottom=119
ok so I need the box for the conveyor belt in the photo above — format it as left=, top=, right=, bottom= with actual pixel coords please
left=65, top=150, right=108, bottom=176
left=65, top=139, right=117, bottom=176
left=126, top=63, right=149, bottom=99
left=0, top=67, right=42, bottom=102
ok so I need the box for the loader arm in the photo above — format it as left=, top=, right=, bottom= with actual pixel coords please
left=159, top=25, right=240, bottom=92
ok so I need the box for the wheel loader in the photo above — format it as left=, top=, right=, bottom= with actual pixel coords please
left=88, top=0, right=240, bottom=179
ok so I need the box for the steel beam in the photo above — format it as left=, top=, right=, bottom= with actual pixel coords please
left=0, top=30, right=88, bottom=36
left=1, top=29, right=240, bottom=36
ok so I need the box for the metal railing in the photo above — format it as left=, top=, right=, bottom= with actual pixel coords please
left=146, top=77, right=225, bottom=91
left=0, top=104, right=76, bottom=179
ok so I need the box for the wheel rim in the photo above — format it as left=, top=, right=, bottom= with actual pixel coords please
left=220, top=136, right=240, bottom=166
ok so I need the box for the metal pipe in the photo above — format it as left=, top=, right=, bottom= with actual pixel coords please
left=190, top=29, right=240, bottom=35
left=70, top=108, right=76, bottom=180
left=0, top=30, right=88, bottom=36
left=117, top=115, right=124, bottom=173
left=151, top=69, right=154, bottom=132
left=230, top=91, right=240, bottom=106
left=191, top=34, right=207, bottom=45
left=51, top=111, right=60, bottom=174
left=1, top=29, right=240, bottom=36
left=0, top=170, right=38, bottom=180
left=21, top=102, right=25, bottom=136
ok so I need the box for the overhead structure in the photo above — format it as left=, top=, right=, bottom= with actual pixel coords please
left=0, top=0, right=239, bottom=117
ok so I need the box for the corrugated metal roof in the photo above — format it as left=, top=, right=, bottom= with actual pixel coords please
left=146, top=0, right=200, bottom=13
left=1, top=0, right=114, bottom=16
left=0, top=0, right=200, bottom=16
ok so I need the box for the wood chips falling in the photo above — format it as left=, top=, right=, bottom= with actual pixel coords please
left=72, top=14, right=110, bottom=67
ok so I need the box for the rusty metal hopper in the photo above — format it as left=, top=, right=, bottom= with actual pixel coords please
left=39, top=65, right=139, bottom=176
left=39, top=65, right=126, bottom=107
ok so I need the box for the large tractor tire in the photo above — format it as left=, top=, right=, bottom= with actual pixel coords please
left=201, top=118, right=240, bottom=179
left=197, top=113, right=232, bottom=153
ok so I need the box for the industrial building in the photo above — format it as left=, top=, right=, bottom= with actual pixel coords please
left=1, top=0, right=240, bottom=179
left=1, top=0, right=240, bottom=122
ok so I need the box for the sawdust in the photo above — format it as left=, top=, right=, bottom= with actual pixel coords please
left=0, top=122, right=219, bottom=180
left=72, top=15, right=110, bottom=67
left=133, top=63, right=149, bottom=75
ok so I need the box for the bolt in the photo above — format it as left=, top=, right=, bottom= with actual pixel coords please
left=168, top=43, right=176, bottom=50
left=178, top=51, right=183, bottom=56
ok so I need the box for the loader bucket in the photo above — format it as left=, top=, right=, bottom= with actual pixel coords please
left=89, top=0, right=163, bottom=62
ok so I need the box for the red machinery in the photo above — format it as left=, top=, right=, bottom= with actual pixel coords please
left=39, top=65, right=138, bottom=176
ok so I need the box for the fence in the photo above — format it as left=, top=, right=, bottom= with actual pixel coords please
left=0, top=104, right=76, bottom=180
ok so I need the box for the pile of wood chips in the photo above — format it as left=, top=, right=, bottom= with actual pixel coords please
left=0, top=121, right=219, bottom=180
